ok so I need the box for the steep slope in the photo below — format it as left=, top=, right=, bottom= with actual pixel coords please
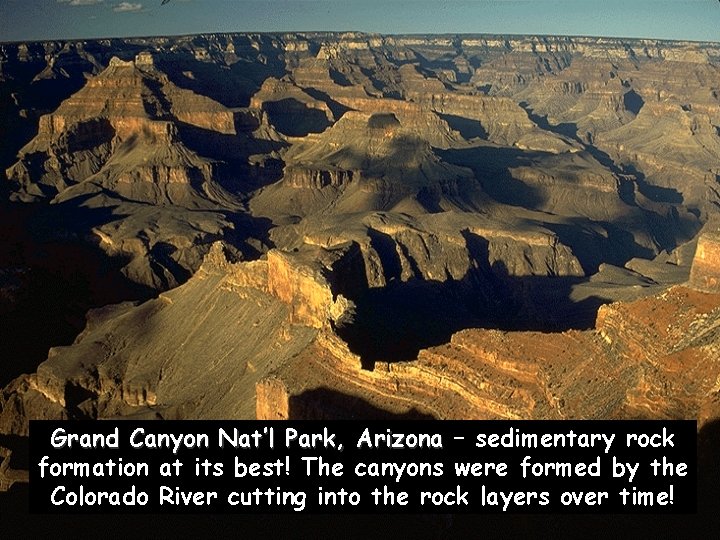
left=251, top=108, right=480, bottom=218
left=1, top=30, right=720, bottom=457
left=257, top=233, right=720, bottom=422
left=2, top=226, right=716, bottom=435
left=6, top=53, right=236, bottom=207
left=0, top=244, right=323, bottom=433
left=595, top=99, right=720, bottom=215
left=3, top=52, right=275, bottom=289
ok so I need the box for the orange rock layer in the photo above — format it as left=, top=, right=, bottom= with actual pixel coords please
left=257, top=283, right=720, bottom=424
left=689, top=231, right=720, bottom=293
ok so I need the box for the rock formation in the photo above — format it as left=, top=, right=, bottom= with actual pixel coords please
left=2, top=32, right=720, bottom=496
left=256, top=241, right=720, bottom=423
left=689, top=229, right=720, bottom=293
left=1, top=227, right=717, bottom=437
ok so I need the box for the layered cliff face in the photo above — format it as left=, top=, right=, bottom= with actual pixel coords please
left=256, top=237, right=720, bottom=424
left=3, top=32, right=720, bottom=491
left=5, top=219, right=705, bottom=428
left=251, top=109, right=479, bottom=218
left=249, top=77, right=334, bottom=137
left=0, top=244, right=326, bottom=434
left=6, top=53, right=235, bottom=206
left=5, top=32, right=715, bottom=292
left=0, top=225, right=584, bottom=434
left=690, top=230, right=720, bottom=293
left=4, top=230, right=717, bottom=434
left=593, top=99, right=720, bottom=215
left=2, top=52, right=278, bottom=290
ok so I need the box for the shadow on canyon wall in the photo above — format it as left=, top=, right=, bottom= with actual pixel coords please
left=336, top=231, right=613, bottom=366
left=0, top=198, right=154, bottom=386
left=519, top=102, right=686, bottom=208
left=154, top=41, right=287, bottom=108
left=438, top=144, right=696, bottom=269
left=0, top=195, right=274, bottom=387
left=289, top=389, right=434, bottom=420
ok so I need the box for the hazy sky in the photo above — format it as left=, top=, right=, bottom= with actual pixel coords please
left=1, top=0, right=720, bottom=43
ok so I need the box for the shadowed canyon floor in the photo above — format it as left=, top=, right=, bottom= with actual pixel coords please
left=1, top=34, right=720, bottom=534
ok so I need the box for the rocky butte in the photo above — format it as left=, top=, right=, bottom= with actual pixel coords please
left=1, top=32, right=720, bottom=497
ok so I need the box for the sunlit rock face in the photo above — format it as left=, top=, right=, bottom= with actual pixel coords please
left=690, top=231, right=720, bottom=293
left=2, top=32, right=720, bottom=444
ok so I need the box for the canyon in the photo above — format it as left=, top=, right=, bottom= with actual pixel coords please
left=1, top=33, right=720, bottom=509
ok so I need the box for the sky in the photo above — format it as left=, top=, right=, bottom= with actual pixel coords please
left=1, top=0, right=720, bottom=43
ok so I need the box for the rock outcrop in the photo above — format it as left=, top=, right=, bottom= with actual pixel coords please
left=0, top=242, right=356, bottom=433
left=6, top=53, right=235, bottom=207
left=3, top=232, right=718, bottom=435
left=689, top=230, right=720, bottom=293
left=3, top=32, right=720, bottom=497
left=257, top=282, right=720, bottom=424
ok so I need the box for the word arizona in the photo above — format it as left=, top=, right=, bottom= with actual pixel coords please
left=356, top=428, right=443, bottom=449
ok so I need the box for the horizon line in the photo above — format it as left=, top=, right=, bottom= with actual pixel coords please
left=2, top=30, right=720, bottom=47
